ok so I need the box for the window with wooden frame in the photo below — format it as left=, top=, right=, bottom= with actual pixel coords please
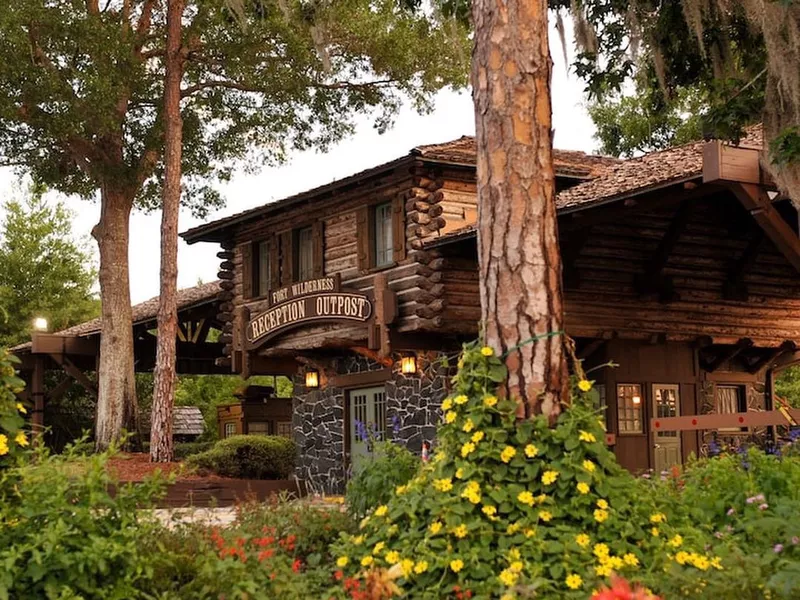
left=595, top=383, right=607, bottom=431
left=254, top=240, right=272, bottom=298
left=294, top=226, right=315, bottom=282
left=357, top=196, right=405, bottom=271
left=224, top=422, right=236, bottom=438
left=715, top=384, right=747, bottom=432
left=616, top=383, right=643, bottom=434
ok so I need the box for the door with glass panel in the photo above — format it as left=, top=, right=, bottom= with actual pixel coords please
left=652, top=384, right=682, bottom=472
left=348, top=386, right=387, bottom=474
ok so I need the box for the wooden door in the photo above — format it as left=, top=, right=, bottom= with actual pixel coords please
left=652, top=384, right=682, bottom=472
left=348, top=386, right=387, bottom=473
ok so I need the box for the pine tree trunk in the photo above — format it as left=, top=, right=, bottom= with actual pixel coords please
left=93, top=188, right=138, bottom=450
left=471, top=0, right=568, bottom=419
left=150, top=0, right=185, bottom=463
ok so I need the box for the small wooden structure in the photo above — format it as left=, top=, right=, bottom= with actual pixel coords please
left=172, top=406, right=205, bottom=441
left=216, top=385, right=293, bottom=439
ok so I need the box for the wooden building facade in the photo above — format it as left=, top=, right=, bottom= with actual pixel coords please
left=182, top=126, right=800, bottom=492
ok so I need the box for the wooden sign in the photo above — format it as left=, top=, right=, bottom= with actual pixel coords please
left=651, top=409, right=800, bottom=432
left=247, top=277, right=372, bottom=349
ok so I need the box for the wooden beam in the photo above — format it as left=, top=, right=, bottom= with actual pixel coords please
left=652, top=409, right=800, bottom=432
left=704, top=338, right=754, bottom=372
left=577, top=339, right=606, bottom=361
left=50, top=354, right=98, bottom=398
left=728, top=183, right=800, bottom=273
left=329, top=368, right=392, bottom=389
left=562, top=227, right=592, bottom=288
left=31, top=356, right=45, bottom=439
left=703, top=140, right=764, bottom=185
left=634, top=201, right=692, bottom=302
left=31, top=333, right=97, bottom=357
left=748, top=341, right=798, bottom=374
left=723, top=230, right=764, bottom=301
left=46, top=376, right=74, bottom=404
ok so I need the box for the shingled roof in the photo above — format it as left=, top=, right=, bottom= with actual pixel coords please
left=12, top=280, right=220, bottom=352
left=172, top=406, right=205, bottom=437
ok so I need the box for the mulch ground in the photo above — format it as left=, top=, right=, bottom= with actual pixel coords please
left=107, top=452, right=222, bottom=482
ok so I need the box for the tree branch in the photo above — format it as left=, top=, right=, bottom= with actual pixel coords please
left=181, top=78, right=397, bottom=98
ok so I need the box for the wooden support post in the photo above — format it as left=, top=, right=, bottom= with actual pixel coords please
left=31, top=356, right=45, bottom=439
left=372, top=273, right=396, bottom=359
left=704, top=338, right=754, bottom=372
left=747, top=341, right=798, bottom=374
left=50, top=354, right=98, bottom=398
left=634, top=201, right=692, bottom=302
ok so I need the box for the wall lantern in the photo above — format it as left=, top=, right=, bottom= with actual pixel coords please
left=32, top=317, right=48, bottom=332
left=632, top=394, right=642, bottom=406
left=305, top=369, right=320, bottom=389
left=400, top=354, right=418, bottom=375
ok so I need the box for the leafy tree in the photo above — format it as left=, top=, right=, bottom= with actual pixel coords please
left=776, top=366, right=800, bottom=408
left=0, top=1, right=469, bottom=449
left=0, top=190, right=99, bottom=347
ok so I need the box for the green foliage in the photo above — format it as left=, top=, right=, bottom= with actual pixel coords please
left=0, top=347, right=28, bottom=463
left=0, top=190, right=98, bottom=347
left=187, top=434, right=296, bottom=479
left=345, top=441, right=419, bottom=519
left=330, top=342, right=714, bottom=598
left=0, top=1, right=470, bottom=213
left=776, top=366, right=800, bottom=408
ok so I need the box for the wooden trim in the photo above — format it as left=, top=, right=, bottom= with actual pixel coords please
left=652, top=408, right=800, bottom=432
left=703, top=140, right=764, bottom=186
left=392, top=194, right=406, bottom=262
left=241, top=241, right=254, bottom=299
left=269, top=234, right=281, bottom=291
left=31, top=333, right=97, bottom=357
left=312, top=220, right=325, bottom=278
left=330, top=368, right=392, bottom=389
left=356, top=206, right=370, bottom=271
left=279, top=231, right=293, bottom=285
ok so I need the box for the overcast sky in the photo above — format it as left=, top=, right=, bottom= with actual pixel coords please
left=0, top=24, right=598, bottom=305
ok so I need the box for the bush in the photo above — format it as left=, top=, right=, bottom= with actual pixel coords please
left=187, top=435, right=296, bottom=479
left=346, top=441, right=419, bottom=518
left=173, top=440, right=216, bottom=460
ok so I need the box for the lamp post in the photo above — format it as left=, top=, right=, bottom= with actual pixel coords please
left=32, top=317, right=48, bottom=332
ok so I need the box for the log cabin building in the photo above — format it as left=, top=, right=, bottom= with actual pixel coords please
left=181, top=126, right=800, bottom=493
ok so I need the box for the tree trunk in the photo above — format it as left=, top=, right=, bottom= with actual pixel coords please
left=471, top=0, right=569, bottom=419
left=150, top=0, right=185, bottom=463
left=93, top=188, right=138, bottom=450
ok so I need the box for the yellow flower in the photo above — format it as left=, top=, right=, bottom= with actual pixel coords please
left=414, top=561, right=428, bottom=574
left=508, top=548, right=521, bottom=561
left=471, top=431, right=484, bottom=443
left=578, top=380, right=592, bottom=392
left=595, top=564, right=612, bottom=577
left=16, top=403, right=26, bottom=414
left=375, top=505, right=388, bottom=517
left=461, top=442, right=476, bottom=457
left=0, top=434, right=8, bottom=456
left=623, top=553, right=639, bottom=567
left=373, top=541, right=385, bottom=555
left=396, top=485, right=407, bottom=495
left=507, top=523, right=521, bottom=534
left=462, top=419, right=475, bottom=433
left=541, top=470, right=559, bottom=485
left=576, top=534, right=591, bottom=547
left=480, top=346, right=494, bottom=357
left=524, top=444, right=539, bottom=458
left=361, top=556, right=374, bottom=567
left=577, top=482, right=590, bottom=495
left=593, top=543, right=610, bottom=558
left=484, top=395, right=498, bottom=407
left=518, top=491, right=535, bottom=507
left=442, top=398, right=453, bottom=411
left=692, top=555, right=711, bottom=571
left=710, top=557, right=723, bottom=570
left=510, top=560, right=523, bottom=573
left=450, top=559, right=464, bottom=573
left=498, top=568, right=518, bottom=586
left=675, top=551, right=689, bottom=565
left=461, top=481, right=481, bottom=504
left=14, top=431, right=28, bottom=447
left=594, top=509, right=609, bottom=523
left=445, top=411, right=457, bottom=424
left=401, top=558, right=415, bottom=577
left=386, top=551, right=400, bottom=564
left=538, top=510, right=552, bottom=522
left=336, top=556, right=349, bottom=567
left=566, top=573, right=583, bottom=589
left=524, top=528, right=535, bottom=538
left=596, top=499, right=609, bottom=510
left=650, top=513, right=666, bottom=524
left=583, top=460, right=596, bottom=472
left=433, top=478, right=453, bottom=492
left=535, top=494, right=548, bottom=504
left=579, top=430, right=597, bottom=443
left=650, top=527, right=659, bottom=537
left=452, top=524, right=468, bottom=538
left=387, top=524, right=399, bottom=536
left=668, top=534, right=683, bottom=548
left=500, top=595, right=514, bottom=600
left=454, top=394, right=468, bottom=405
left=455, top=468, right=464, bottom=479
left=608, top=556, right=624, bottom=570
left=482, top=505, right=497, bottom=517
left=353, top=535, right=364, bottom=545
left=429, top=521, right=443, bottom=534
left=500, top=446, right=516, bottom=463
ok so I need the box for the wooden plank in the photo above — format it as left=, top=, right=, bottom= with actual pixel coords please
left=241, top=242, right=253, bottom=299
left=31, top=333, right=98, bottom=357
left=652, top=409, right=800, bottom=432
left=703, top=141, right=762, bottom=185
left=50, top=354, right=97, bottom=398
left=392, top=193, right=406, bottom=262
left=356, top=206, right=370, bottom=271
left=330, top=367, right=392, bottom=389
left=312, top=220, right=325, bottom=278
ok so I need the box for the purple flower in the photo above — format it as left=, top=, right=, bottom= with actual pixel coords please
left=746, top=496, right=757, bottom=504
left=714, top=531, right=724, bottom=539
left=642, top=473, right=651, bottom=479
left=726, top=525, right=734, bottom=532
left=727, top=508, right=736, bottom=516
left=792, top=537, right=799, bottom=545
left=774, top=544, right=784, bottom=553
left=759, top=503, right=769, bottom=511
left=391, top=415, right=401, bottom=437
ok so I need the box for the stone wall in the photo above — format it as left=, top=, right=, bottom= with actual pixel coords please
left=698, top=375, right=768, bottom=455
left=292, top=351, right=452, bottom=494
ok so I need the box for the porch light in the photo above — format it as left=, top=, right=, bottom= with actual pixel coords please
left=305, top=369, right=320, bottom=389
left=32, top=317, right=48, bottom=332
left=632, top=394, right=642, bottom=406
left=400, top=354, right=417, bottom=375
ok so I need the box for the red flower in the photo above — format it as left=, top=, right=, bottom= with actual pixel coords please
left=257, top=549, right=274, bottom=562
left=344, top=577, right=360, bottom=592
left=292, top=559, right=302, bottom=573
left=334, top=570, right=344, bottom=581
left=591, top=576, right=662, bottom=600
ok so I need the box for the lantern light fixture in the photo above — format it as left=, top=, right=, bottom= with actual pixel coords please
left=305, top=369, right=320, bottom=389
left=400, top=354, right=417, bottom=375
left=32, top=317, right=48, bottom=332
left=632, top=394, right=642, bottom=406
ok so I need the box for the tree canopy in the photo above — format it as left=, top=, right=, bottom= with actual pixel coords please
left=0, top=189, right=99, bottom=347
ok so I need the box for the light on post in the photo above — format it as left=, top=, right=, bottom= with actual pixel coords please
left=305, top=369, right=320, bottom=389
left=400, top=354, right=417, bottom=375
left=32, top=317, right=48, bottom=332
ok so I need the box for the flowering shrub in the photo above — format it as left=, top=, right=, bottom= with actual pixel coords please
left=330, top=341, right=717, bottom=598
left=0, top=347, right=29, bottom=462
left=346, top=441, right=419, bottom=519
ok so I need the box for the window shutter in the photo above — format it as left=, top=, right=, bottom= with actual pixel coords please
left=392, top=194, right=406, bottom=262
left=280, top=231, right=294, bottom=285
left=269, top=235, right=280, bottom=291
left=241, top=242, right=253, bottom=299
left=356, top=206, right=370, bottom=271
left=312, top=220, right=325, bottom=277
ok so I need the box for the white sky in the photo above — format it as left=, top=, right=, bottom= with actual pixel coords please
left=0, top=24, right=597, bottom=304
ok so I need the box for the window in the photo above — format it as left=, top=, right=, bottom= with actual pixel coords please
left=653, top=384, right=680, bottom=438
left=248, top=421, right=269, bottom=436
left=716, top=385, right=746, bottom=432
left=617, top=383, right=643, bottom=434
left=373, top=202, right=394, bottom=268
left=294, top=227, right=314, bottom=282
left=595, top=384, right=607, bottom=431
left=255, top=240, right=271, bottom=297
left=224, top=422, right=236, bottom=438
left=276, top=421, right=293, bottom=438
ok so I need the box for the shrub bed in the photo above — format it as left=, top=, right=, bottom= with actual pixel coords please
left=346, top=441, right=419, bottom=519
left=186, top=435, right=296, bottom=479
